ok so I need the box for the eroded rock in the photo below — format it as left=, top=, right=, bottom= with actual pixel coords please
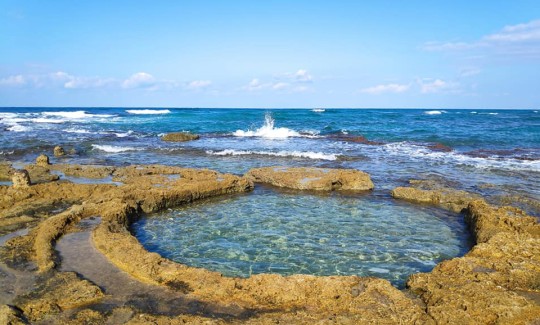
left=12, top=170, right=31, bottom=189
left=35, top=155, right=50, bottom=167
left=391, top=186, right=480, bottom=213
left=53, top=146, right=65, bottom=157
left=246, top=167, right=374, bottom=191
left=160, top=132, right=200, bottom=142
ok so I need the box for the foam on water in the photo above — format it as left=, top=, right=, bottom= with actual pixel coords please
left=312, top=108, right=325, bottom=113
left=126, top=109, right=171, bottom=115
left=206, top=149, right=338, bottom=160
left=91, top=144, right=142, bottom=153
left=379, top=142, right=540, bottom=172
left=424, top=110, right=446, bottom=115
left=233, top=113, right=302, bottom=138
left=43, top=110, right=115, bottom=119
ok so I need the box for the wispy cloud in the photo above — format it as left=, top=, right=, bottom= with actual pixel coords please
left=243, top=69, right=314, bottom=92
left=418, top=79, right=460, bottom=94
left=186, top=80, right=212, bottom=90
left=360, top=83, right=410, bottom=94
left=121, top=72, right=157, bottom=89
left=423, top=19, right=540, bottom=58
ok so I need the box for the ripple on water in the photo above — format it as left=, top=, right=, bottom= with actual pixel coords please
left=131, top=186, right=472, bottom=287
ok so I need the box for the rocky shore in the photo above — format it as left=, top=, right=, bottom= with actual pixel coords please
left=0, top=156, right=538, bottom=324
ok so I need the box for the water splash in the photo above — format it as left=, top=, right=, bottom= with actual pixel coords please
left=233, top=113, right=301, bottom=138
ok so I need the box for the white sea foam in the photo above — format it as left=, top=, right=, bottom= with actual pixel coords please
left=6, top=124, right=29, bottom=132
left=233, top=113, right=301, bottom=138
left=65, top=128, right=91, bottom=134
left=91, top=144, right=142, bottom=153
left=32, top=118, right=66, bottom=124
left=424, top=110, right=446, bottom=115
left=43, top=110, right=115, bottom=119
left=206, top=149, right=338, bottom=160
left=114, top=130, right=134, bottom=137
left=312, top=108, right=325, bottom=112
left=379, top=142, right=540, bottom=172
left=126, top=109, right=171, bottom=115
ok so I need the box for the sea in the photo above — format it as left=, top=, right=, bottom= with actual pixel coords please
left=1, top=107, right=538, bottom=286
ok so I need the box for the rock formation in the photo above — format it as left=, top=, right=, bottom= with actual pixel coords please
left=11, top=170, right=31, bottom=188
left=36, top=154, right=50, bottom=167
left=160, top=132, right=200, bottom=142
left=53, top=146, right=66, bottom=157
left=246, top=167, right=374, bottom=191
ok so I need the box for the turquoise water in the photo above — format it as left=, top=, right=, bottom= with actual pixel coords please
left=132, top=186, right=471, bottom=287
left=1, top=107, right=537, bottom=283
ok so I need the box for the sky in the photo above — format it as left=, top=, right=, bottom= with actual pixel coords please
left=1, top=1, right=539, bottom=108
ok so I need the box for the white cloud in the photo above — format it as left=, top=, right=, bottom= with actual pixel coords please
left=360, top=83, right=410, bottom=94
left=293, top=69, right=313, bottom=82
left=0, top=75, right=26, bottom=86
left=272, top=82, right=289, bottom=90
left=244, top=78, right=270, bottom=91
left=423, top=19, right=540, bottom=58
left=187, top=80, right=212, bottom=89
left=64, top=76, right=115, bottom=89
left=419, top=79, right=460, bottom=94
left=121, top=72, right=156, bottom=89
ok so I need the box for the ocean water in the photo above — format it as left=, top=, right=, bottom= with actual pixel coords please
left=1, top=107, right=538, bottom=284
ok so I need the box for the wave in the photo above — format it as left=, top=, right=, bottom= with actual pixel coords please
left=424, top=110, right=446, bottom=115
left=206, top=149, right=338, bottom=160
left=65, top=128, right=92, bottom=134
left=91, top=144, right=142, bottom=153
left=379, top=142, right=540, bottom=172
left=43, top=110, right=115, bottom=119
left=6, top=124, right=29, bottom=132
left=312, top=108, right=325, bottom=112
left=113, top=130, right=134, bottom=138
left=233, top=113, right=302, bottom=139
left=126, top=109, right=171, bottom=115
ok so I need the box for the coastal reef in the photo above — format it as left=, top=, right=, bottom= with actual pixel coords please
left=246, top=166, right=374, bottom=191
left=160, top=132, right=200, bottom=142
left=0, top=161, right=539, bottom=324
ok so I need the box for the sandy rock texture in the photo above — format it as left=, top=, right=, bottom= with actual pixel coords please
left=246, top=167, right=374, bottom=191
left=391, top=179, right=481, bottom=213
left=53, top=146, right=66, bottom=157
left=1, top=162, right=539, bottom=323
left=160, top=132, right=200, bottom=142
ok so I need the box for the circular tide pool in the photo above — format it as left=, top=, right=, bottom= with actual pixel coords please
left=131, top=186, right=471, bottom=287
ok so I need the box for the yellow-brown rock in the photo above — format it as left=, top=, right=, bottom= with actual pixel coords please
left=391, top=186, right=480, bottom=213
left=11, top=170, right=31, bottom=188
left=160, top=132, right=199, bottom=142
left=36, top=154, right=50, bottom=167
left=246, top=167, right=374, bottom=191
left=53, top=146, right=65, bottom=157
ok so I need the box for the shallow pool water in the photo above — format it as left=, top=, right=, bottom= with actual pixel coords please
left=132, top=186, right=472, bottom=287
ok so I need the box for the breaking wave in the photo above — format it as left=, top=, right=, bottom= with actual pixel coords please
left=206, top=149, right=338, bottom=160
left=43, top=110, right=115, bottom=119
left=424, top=110, right=446, bottom=115
left=126, top=109, right=171, bottom=115
left=91, top=144, right=142, bottom=153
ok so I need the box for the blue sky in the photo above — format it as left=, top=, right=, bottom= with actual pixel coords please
left=1, top=1, right=539, bottom=108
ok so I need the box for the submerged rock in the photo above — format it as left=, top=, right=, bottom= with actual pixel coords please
left=246, top=167, right=374, bottom=191
left=12, top=170, right=31, bottom=188
left=36, top=154, right=50, bottom=167
left=160, top=132, right=200, bottom=142
left=53, top=146, right=65, bottom=157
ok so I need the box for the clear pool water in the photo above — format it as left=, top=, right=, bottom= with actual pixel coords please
left=132, top=186, right=472, bottom=287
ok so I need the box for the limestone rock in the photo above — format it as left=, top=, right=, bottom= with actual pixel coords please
left=246, top=167, right=374, bottom=191
left=0, top=162, right=13, bottom=181
left=36, top=154, right=50, bottom=167
left=160, top=132, right=199, bottom=142
left=0, top=305, right=25, bottom=325
left=53, top=146, right=65, bottom=157
left=391, top=186, right=479, bottom=213
left=12, top=170, right=31, bottom=188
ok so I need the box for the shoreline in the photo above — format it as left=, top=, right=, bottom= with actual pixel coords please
left=0, top=158, right=538, bottom=324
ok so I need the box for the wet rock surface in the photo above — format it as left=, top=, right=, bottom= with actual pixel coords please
left=53, top=146, right=66, bottom=157
left=246, top=166, right=374, bottom=191
left=160, top=132, right=200, bottom=142
left=0, top=162, right=538, bottom=323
